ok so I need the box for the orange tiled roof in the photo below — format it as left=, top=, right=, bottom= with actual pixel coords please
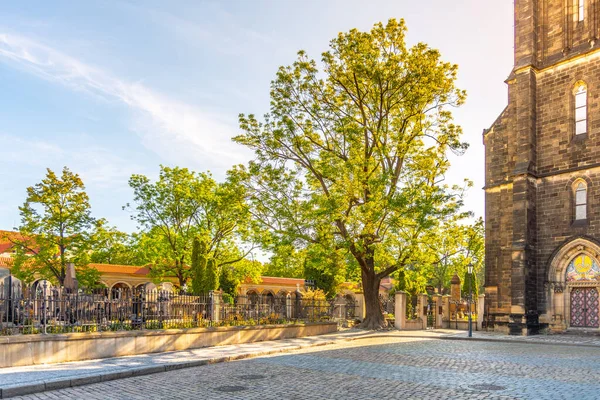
left=0, top=230, right=39, bottom=254
left=89, top=263, right=150, bottom=276
left=0, top=257, right=152, bottom=276
left=256, top=276, right=305, bottom=286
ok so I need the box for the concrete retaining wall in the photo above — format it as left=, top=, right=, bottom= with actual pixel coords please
left=0, top=322, right=337, bottom=368
left=443, top=320, right=477, bottom=331
left=404, top=319, right=424, bottom=330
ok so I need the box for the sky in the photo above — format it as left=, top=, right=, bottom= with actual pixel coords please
left=0, top=0, right=514, bottom=233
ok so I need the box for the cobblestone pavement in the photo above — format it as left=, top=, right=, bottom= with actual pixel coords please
left=12, top=336, right=600, bottom=400
left=466, top=329, right=600, bottom=346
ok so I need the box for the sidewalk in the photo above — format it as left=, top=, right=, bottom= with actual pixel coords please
left=2, top=328, right=600, bottom=398
left=0, top=329, right=378, bottom=398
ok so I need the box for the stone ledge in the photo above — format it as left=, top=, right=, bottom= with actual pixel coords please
left=0, top=322, right=338, bottom=368
left=0, top=322, right=335, bottom=344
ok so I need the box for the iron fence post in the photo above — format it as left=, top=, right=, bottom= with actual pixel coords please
left=42, top=281, right=47, bottom=334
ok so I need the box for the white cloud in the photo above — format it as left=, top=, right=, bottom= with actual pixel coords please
left=0, top=33, right=249, bottom=172
left=0, top=133, right=142, bottom=189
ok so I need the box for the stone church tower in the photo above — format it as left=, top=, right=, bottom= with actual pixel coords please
left=485, top=0, right=600, bottom=334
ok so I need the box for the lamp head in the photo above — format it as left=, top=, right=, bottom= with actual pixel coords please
left=467, top=264, right=474, bottom=274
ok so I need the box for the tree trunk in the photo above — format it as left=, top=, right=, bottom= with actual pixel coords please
left=58, top=265, right=66, bottom=287
left=358, top=259, right=386, bottom=330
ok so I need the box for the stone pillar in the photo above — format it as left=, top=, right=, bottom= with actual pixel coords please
left=417, top=294, right=428, bottom=329
left=549, top=287, right=567, bottom=332
left=450, top=273, right=461, bottom=302
left=357, top=293, right=366, bottom=320
left=433, top=294, right=443, bottom=329
left=394, top=291, right=406, bottom=330
left=477, top=294, right=485, bottom=331
left=210, top=291, right=221, bottom=323
left=514, top=0, right=539, bottom=68
left=442, top=295, right=451, bottom=328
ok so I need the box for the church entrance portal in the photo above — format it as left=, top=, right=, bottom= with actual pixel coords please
left=570, top=287, right=599, bottom=328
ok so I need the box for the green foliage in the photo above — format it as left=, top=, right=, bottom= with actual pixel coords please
left=11, top=167, right=100, bottom=287
left=303, top=244, right=347, bottom=299
left=191, top=238, right=207, bottom=294
left=126, top=166, right=203, bottom=288
left=263, top=243, right=304, bottom=278
left=420, top=217, right=484, bottom=295
left=205, top=258, right=219, bottom=292
left=396, top=270, right=407, bottom=292
left=221, top=257, right=263, bottom=296
left=89, top=223, right=131, bottom=264
left=222, top=292, right=234, bottom=305
left=394, top=267, right=427, bottom=297
left=234, top=19, right=468, bottom=328
left=462, top=270, right=479, bottom=298
left=219, top=266, right=237, bottom=296
left=89, top=222, right=152, bottom=266
left=126, top=165, right=261, bottom=289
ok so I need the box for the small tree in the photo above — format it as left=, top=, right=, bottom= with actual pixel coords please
left=462, top=270, right=479, bottom=299
left=205, top=258, right=219, bottom=292
left=191, top=238, right=208, bottom=294
left=11, top=167, right=100, bottom=287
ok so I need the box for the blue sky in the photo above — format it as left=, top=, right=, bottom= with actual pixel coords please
left=0, top=0, right=513, bottom=232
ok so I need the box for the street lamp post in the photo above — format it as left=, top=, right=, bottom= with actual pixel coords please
left=467, top=263, right=473, bottom=338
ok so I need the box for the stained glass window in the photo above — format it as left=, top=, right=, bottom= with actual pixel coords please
left=566, top=254, right=600, bottom=281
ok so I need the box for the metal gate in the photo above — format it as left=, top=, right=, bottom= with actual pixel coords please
left=426, top=296, right=435, bottom=329
left=570, top=287, right=600, bottom=328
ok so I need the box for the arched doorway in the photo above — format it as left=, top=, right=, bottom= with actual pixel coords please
left=567, top=255, right=600, bottom=328
left=547, top=238, right=600, bottom=330
left=247, top=290, right=259, bottom=305
left=110, top=282, right=131, bottom=300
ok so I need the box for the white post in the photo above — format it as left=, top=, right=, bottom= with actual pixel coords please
left=394, top=291, right=406, bottom=329
left=210, top=291, right=221, bottom=323
left=434, top=294, right=443, bottom=328
left=477, top=294, right=485, bottom=331
left=358, top=293, right=367, bottom=320
left=417, top=294, right=428, bottom=330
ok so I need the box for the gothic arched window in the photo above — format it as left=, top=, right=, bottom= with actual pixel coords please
left=578, top=0, right=585, bottom=22
left=574, top=181, right=588, bottom=221
left=574, top=83, right=588, bottom=135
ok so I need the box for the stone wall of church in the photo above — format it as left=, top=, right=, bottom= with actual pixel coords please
left=536, top=57, right=600, bottom=174
left=533, top=50, right=600, bottom=315
left=484, top=104, right=515, bottom=319
left=536, top=170, right=600, bottom=315
left=485, top=0, right=600, bottom=333
left=525, top=0, right=600, bottom=67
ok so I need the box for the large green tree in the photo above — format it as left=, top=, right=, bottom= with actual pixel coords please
left=11, top=167, right=100, bottom=287
left=235, top=19, right=468, bottom=329
left=126, top=166, right=204, bottom=288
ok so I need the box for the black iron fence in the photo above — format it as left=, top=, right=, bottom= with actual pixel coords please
left=0, top=282, right=357, bottom=335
